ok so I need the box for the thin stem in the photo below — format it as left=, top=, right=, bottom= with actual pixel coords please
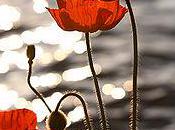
left=85, top=32, right=108, bottom=130
left=27, top=60, right=52, bottom=113
left=124, top=0, right=138, bottom=130
left=55, top=92, right=92, bottom=130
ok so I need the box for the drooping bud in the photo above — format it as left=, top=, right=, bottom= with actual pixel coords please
left=27, top=45, right=35, bottom=60
left=47, top=110, right=67, bottom=130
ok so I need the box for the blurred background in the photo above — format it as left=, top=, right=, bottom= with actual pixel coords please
left=0, top=0, right=175, bottom=130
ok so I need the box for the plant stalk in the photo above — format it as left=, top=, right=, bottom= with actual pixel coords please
left=85, top=32, right=108, bottom=130
left=27, top=60, right=52, bottom=113
left=55, top=92, right=92, bottom=130
left=124, top=0, right=138, bottom=130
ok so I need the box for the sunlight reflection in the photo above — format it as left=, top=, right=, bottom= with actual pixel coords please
left=0, top=35, right=23, bottom=51
left=15, top=53, right=28, bottom=70
left=30, top=73, right=62, bottom=88
left=111, top=87, right=126, bottom=99
left=0, top=84, right=18, bottom=110
left=73, top=40, right=86, bottom=54
left=21, top=30, right=40, bottom=44
left=33, top=0, right=48, bottom=14
left=14, top=97, right=33, bottom=110
left=31, top=73, right=62, bottom=88
left=0, top=5, right=21, bottom=31
left=30, top=76, right=40, bottom=88
left=62, top=64, right=102, bottom=81
left=2, top=51, right=20, bottom=65
left=20, top=23, right=82, bottom=47
left=38, top=73, right=62, bottom=87
left=49, top=92, right=63, bottom=110
left=102, top=84, right=115, bottom=95
left=54, top=50, right=69, bottom=61
left=67, top=106, right=85, bottom=122
left=50, top=23, right=83, bottom=43
left=0, top=60, right=9, bottom=73
left=35, top=46, right=44, bottom=59
left=1, top=51, right=29, bottom=70
left=123, top=80, right=133, bottom=92
left=32, top=98, right=50, bottom=122
left=40, top=52, right=54, bottom=65
left=35, top=23, right=82, bottom=44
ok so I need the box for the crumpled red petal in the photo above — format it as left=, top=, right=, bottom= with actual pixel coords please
left=0, top=109, right=37, bottom=130
left=100, top=5, right=128, bottom=30
left=48, top=0, right=127, bottom=32
left=47, top=5, right=113, bottom=32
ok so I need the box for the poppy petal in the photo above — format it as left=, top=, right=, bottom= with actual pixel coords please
left=67, top=2, right=112, bottom=32
left=48, top=0, right=127, bottom=32
left=47, top=8, right=80, bottom=31
left=0, top=109, right=37, bottom=130
left=100, top=5, right=127, bottom=30
left=56, top=0, right=66, bottom=8
left=97, top=0, right=120, bottom=12
left=57, top=0, right=83, bottom=9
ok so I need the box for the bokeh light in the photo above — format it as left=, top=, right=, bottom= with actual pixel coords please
left=33, top=0, right=48, bottom=14
left=0, top=60, right=9, bottom=73
left=48, top=92, right=63, bottom=110
left=14, top=97, right=33, bottom=110
left=67, top=106, right=85, bottom=122
left=102, top=84, right=115, bottom=95
left=123, top=80, right=133, bottom=92
left=21, top=30, right=40, bottom=44
left=32, top=98, right=49, bottom=122
left=0, top=84, right=19, bottom=110
left=73, top=41, right=87, bottom=54
left=111, top=87, right=126, bottom=99
left=0, top=5, right=20, bottom=31
left=0, top=35, right=23, bottom=51
left=62, top=64, right=102, bottom=81
left=39, top=73, right=62, bottom=87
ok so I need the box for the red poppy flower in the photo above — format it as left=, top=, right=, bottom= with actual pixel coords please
left=47, top=0, right=127, bottom=33
left=0, top=109, right=37, bottom=130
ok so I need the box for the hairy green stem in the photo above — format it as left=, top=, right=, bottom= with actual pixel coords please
left=124, top=0, right=138, bottom=130
left=85, top=32, right=108, bottom=130
left=27, top=60, right=52, bottom=113
left=55, top=92, right=92, bottom=130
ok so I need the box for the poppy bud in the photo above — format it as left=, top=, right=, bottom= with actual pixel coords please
left=47, top=110, right=67, bottom=130
left=27, top=45, right=35, bottom=60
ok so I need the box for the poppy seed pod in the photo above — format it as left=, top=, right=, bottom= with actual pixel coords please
left=27, top=45, right=35, bottom=60
left=47, top=110, right=67, bottom=130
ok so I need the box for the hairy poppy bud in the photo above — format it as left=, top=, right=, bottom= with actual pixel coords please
left=27, top=45, right=35, bottom=60
left=47, top=110, right=67, bottom=130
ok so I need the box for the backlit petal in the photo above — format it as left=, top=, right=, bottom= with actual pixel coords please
left=0, top=109, right=37, bottom=130
left=48, top=0, right=128, bottom=32
left=47, top=8, right=80, bottom=31
left=57, top=0, right=83, bottom=9
left=66, top=2, right=112, bottom=32
left=100, top=5, right=127, bottom=30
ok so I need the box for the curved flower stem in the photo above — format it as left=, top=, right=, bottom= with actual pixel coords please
left=85, top=32, right=108, bottom=130
left=124, top=0, right=138, bottom=130
left=27, top=45, right=52, bottom=113
left=55, top=92, right=92, bottom=130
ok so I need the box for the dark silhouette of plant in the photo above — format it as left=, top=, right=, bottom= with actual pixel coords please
left=85, top=32, right=108, bottom=130
left=55, top=92, right=93, bottom=130
left=46, top=1, right=127, bottom=129
left=124, top=0, right=139, bottom=130
left=27, top=45, right=52, bottom=113
left=26, top=45, right=92, bottom=130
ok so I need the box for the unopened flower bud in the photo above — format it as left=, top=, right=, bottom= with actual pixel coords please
left=47, top=110, right=67, bottom=130
left=27, top=45, right=35, bottom=60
